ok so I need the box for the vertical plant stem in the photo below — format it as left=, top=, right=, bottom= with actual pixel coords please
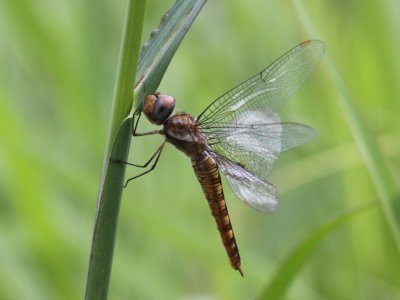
left=85, top=1, right=146, bottom=299
left=291, top=1, right=400, bottom=251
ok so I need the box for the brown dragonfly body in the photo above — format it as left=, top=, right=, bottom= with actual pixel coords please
left=162, top=113, right=242, bottom=275
left=123, top=41, right=325, bottom=276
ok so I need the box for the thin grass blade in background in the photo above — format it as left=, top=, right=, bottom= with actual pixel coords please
left=258, top=202, right=378, bottom=300
left=291, top=0, right=400, bottom=253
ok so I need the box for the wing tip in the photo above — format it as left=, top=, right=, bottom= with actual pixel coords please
left=300, top=39, right=326, bottom=52
left=256, top=200, right=278, bottom=213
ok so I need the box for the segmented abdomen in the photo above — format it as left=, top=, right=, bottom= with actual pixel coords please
left=191, top=151, right=243, bottom=276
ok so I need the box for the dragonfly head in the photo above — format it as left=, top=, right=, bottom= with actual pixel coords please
left=143, top=93, right=176, bottom=125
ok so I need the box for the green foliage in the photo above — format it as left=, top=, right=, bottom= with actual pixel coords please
left=85, top=1, right=146, bottom=299
left=258, top=202, right=378, bottom=300
left=85, top=1, right=206, bottom=299
left=0, top=0, right=399, bottom=299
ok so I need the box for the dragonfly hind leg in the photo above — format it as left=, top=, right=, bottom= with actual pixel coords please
left=112, top=141, right=166, bottom=187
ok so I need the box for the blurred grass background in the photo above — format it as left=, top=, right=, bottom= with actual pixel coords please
left=1, top=0, right=399, bottom=299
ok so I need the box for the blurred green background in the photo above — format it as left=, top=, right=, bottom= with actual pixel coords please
left=1, top=0, right=400, bottom=299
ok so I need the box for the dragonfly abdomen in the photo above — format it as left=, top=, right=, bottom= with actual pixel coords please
left=191, top=151, right=243, bottom=276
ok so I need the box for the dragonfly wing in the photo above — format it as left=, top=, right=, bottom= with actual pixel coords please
left=203, top=106, right=316, bottom=180
left=198, top=40, right=323, bottom=181
left=197, top=40, right=325, bottom=124
left=211, top=152, right=278, bottom=213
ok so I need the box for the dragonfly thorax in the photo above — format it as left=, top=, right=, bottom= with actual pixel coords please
left=163, top=113, right=207, bottom=156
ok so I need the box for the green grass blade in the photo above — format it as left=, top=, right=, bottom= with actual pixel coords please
left=291, top=0, right=400, bottom=252
left=85, top=1, right=146, bottom=299
left=257, top=202, right=378, bottom=300
left=85, top=1, right=207, bottom=299
left=134, top=0, right=207, bottom=108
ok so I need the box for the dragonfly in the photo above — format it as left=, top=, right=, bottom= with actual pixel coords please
left=120, top=40, right=325, bottom=276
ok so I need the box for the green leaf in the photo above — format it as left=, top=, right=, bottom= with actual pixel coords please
left=85, top=1, right=207, bottom=299
left=134, top=0, right=207, bottom=109
left=85, top=1, right=146, bottom=299
left=257, top=202, right=377, bottom=300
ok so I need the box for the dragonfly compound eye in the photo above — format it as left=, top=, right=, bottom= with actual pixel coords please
left=153, top=94, right=176, bottom=124
left=143, top=94, right=176, bottom=125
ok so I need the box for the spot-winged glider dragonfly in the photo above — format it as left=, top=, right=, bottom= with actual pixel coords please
left=118, top=40, right=325, bottom=276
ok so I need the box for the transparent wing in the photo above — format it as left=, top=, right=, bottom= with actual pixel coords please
left=197, top=40, right=323, bottom=181
left=197, top=40, right=325, bottom=124
left=202, top=107, right=315, bottom=181
left=211, top=152, right=278, bottom=213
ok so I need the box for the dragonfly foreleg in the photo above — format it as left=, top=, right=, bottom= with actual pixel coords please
left=130, top=109, right=162, bottom=137
left=119, top=141, right=166, bottom=187
left=131, top=109, right=142, bottom=135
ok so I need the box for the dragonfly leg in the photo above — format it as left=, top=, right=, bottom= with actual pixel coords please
left=109, top=110, right=163, bottom=185
left=130, top=109, right=162, bottom=137
left=116, top=141, right=166, bottom=187
left=112, top=140, right=164, bottom=168
left=132, top=109, right=142, bottom=135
